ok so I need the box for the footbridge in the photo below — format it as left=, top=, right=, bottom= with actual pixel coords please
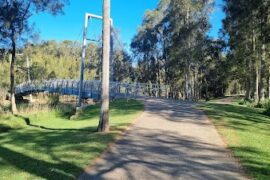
left=15, top=79, right=169, bottom=100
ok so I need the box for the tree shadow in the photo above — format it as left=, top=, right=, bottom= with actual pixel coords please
left=200, top=103, right=270, bottom=134
left=80, top=127, right=245, bottom=180
left=14, top=114, right=96, bottom=132
left=0, top=124, right=13, bottom=133
left=0, top=128, right=116, bottom=179
left=199, top=103, right=270, bottom=179
left=0, top=146, right=82, bottom=179
left=0, top=99, right=143, bottom=179
left=75, top=99, right=144, bottom=121
left=230, top=146, right=270, bottom=179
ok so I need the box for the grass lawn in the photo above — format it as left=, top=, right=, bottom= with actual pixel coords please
left=0, top=99, right=143, bottom=180
left=199, top=103, right=270, bottom=180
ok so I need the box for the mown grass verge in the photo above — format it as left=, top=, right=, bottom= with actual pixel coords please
left=0, top=99, right=143, bottom=180
left=199, top=103, right=270, bottom=180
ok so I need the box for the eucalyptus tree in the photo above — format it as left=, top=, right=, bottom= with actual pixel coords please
left=131, top=0, right=170, bottom=96
left=0, top=0, right=69, bottom=114
left=167, top=0, right=214, bottom=100
left=223, top=0, right=270, bottom=103
left=112, top=49, right=133, bottom=82
left=132, top=0, right=214, bottom=100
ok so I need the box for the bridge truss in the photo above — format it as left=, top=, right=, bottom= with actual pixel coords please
left=15, top=79, right=170, bottom=100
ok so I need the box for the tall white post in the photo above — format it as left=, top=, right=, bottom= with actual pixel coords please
left=78, top=14, right=89, bottom=107
left=26, top=56, right=32, bottom=102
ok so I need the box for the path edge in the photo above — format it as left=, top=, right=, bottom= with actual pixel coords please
left=78, top=100, right=145, bottom=179
left=195, top=103, right=250, bottom=179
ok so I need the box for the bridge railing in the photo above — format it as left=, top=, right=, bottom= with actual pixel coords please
left=15, top=79, right=170, bottom=100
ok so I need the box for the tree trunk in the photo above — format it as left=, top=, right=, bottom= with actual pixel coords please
left=260, top=43, right=266, bottom=101
left=205, top=77, right=209, bottom=101
left=246, top=48, right=253, bottom=100
left=185, top=71, right=189, bottom=100
left=268, top=66, right=270, bottom=99
left=255, top=61, right=260, bottom=103
left=194, top=67, right=199, bottom=101
left=252, top=26, right=260, bottom=103
left=191, top=68, right=195, bottom=101
left=199, top=69, right=203, bottom=99
left=259, top=10, right=266, bottom=102
left=245, top=77, right=250, bottom=100
left=10, top=34, right=17, bottom=114
left=98, top=0, right=110, bottom=132
left=184, top=5, right=192, bottom=101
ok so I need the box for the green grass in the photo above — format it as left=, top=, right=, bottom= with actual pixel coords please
left=0, top=99, right=143, bottom=180
left=199, top=103, right=270, bottom=180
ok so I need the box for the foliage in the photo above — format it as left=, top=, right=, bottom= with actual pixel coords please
left=0, top=39, right=134, bottom=92
left=131, top=0, right=229, bottom=100
left=222, top=0, right=270, bottom=102
left=238, top=98, right=270, bottom=115
left=47, top=93, right=60, bottom=107
left=0, top=88, right=8, bottom=114
left=0, top=99, right=143, bottom=179
left=261, top=100, right=270, bottom=115
left=130, top=0, right=270, bottom=102
left=237, top=99, right=254, bottom=106
left=200, top=103, right=270, bottom=179
left=0, top=0, right=69, bottom=113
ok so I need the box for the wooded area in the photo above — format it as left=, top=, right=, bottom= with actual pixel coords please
left=0, top=1, right=270, bottom=179
left=131, top=0, right=270, bottom=103
left=1, top=0, right=270, bottom=107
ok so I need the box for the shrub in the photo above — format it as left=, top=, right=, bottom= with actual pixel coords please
left=238, top=99, right=253, bottom=106
left=0, top=88, right=8, bottom=114
left=262, top=100, right=270, bottom=116
left=47, top=93, right=60, bottom=107
left=57, top=104, right=76, bottom=118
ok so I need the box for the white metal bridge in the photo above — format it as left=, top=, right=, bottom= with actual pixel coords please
left=15, top=79, right=170, bottom=100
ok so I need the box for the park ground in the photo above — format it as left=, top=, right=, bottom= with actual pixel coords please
left=0, top=99, right=143, bottom=179
left=0, top=97, right=269, bottom=179
left=199, top=98, right=270, bottom=180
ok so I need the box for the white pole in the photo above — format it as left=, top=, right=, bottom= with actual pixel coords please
left=26, top=56, right=32, bottom=102
left=78, top=13, right=89, bottom=107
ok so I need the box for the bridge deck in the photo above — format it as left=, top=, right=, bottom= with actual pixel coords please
left=15, top=79, right=170, bottom=100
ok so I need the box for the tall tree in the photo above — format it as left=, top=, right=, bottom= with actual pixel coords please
left=131, top=0, right=214, bottom=100
left=0, top=0, right=69, bottom=114
left=223, top=0, right=270, bottom=103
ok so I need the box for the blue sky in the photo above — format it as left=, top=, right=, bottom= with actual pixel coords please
left=31, top=0, right=225, bottom=46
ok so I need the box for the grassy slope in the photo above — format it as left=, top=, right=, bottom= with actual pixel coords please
left=0, top=99, right=143, bottom=180
left=200, top=103, right=270, bottom=180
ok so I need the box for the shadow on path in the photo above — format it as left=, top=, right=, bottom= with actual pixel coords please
left=80, top=99, right=246, bottom=180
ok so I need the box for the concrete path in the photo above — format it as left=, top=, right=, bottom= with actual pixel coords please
left=79, top=99, right=247, bottom=180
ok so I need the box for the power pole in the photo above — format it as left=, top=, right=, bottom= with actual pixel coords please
left=98, top=0, right=111, bottom=132
left=26, top=56, right=32, bottom=102
left=78, top=13, right=89, bottom=107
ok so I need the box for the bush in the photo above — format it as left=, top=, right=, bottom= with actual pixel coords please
left=0, top=88, right=8, bottom=114
left=57, top=104, right=76, bottom=118
left=237, top=98, right=266, bottom=109
left=47, top=93, right=60, bottom=107
left=262, top=100, right=270, bottom=116
left=238, top=99, right=253, bottom=106
left=254, top=103, right=263, bottom=108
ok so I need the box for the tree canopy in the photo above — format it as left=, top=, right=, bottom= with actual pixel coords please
left=0, top=0, right=69, bottom=113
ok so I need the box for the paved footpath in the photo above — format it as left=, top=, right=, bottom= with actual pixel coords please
left=79, top=99, right=247, bottom=180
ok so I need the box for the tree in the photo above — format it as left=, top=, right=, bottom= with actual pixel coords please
left=223, top=0, right=270, bottom=103
left=131, top=0, right=215, bottom=100
left=0, top=0, right=69, bottom=114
